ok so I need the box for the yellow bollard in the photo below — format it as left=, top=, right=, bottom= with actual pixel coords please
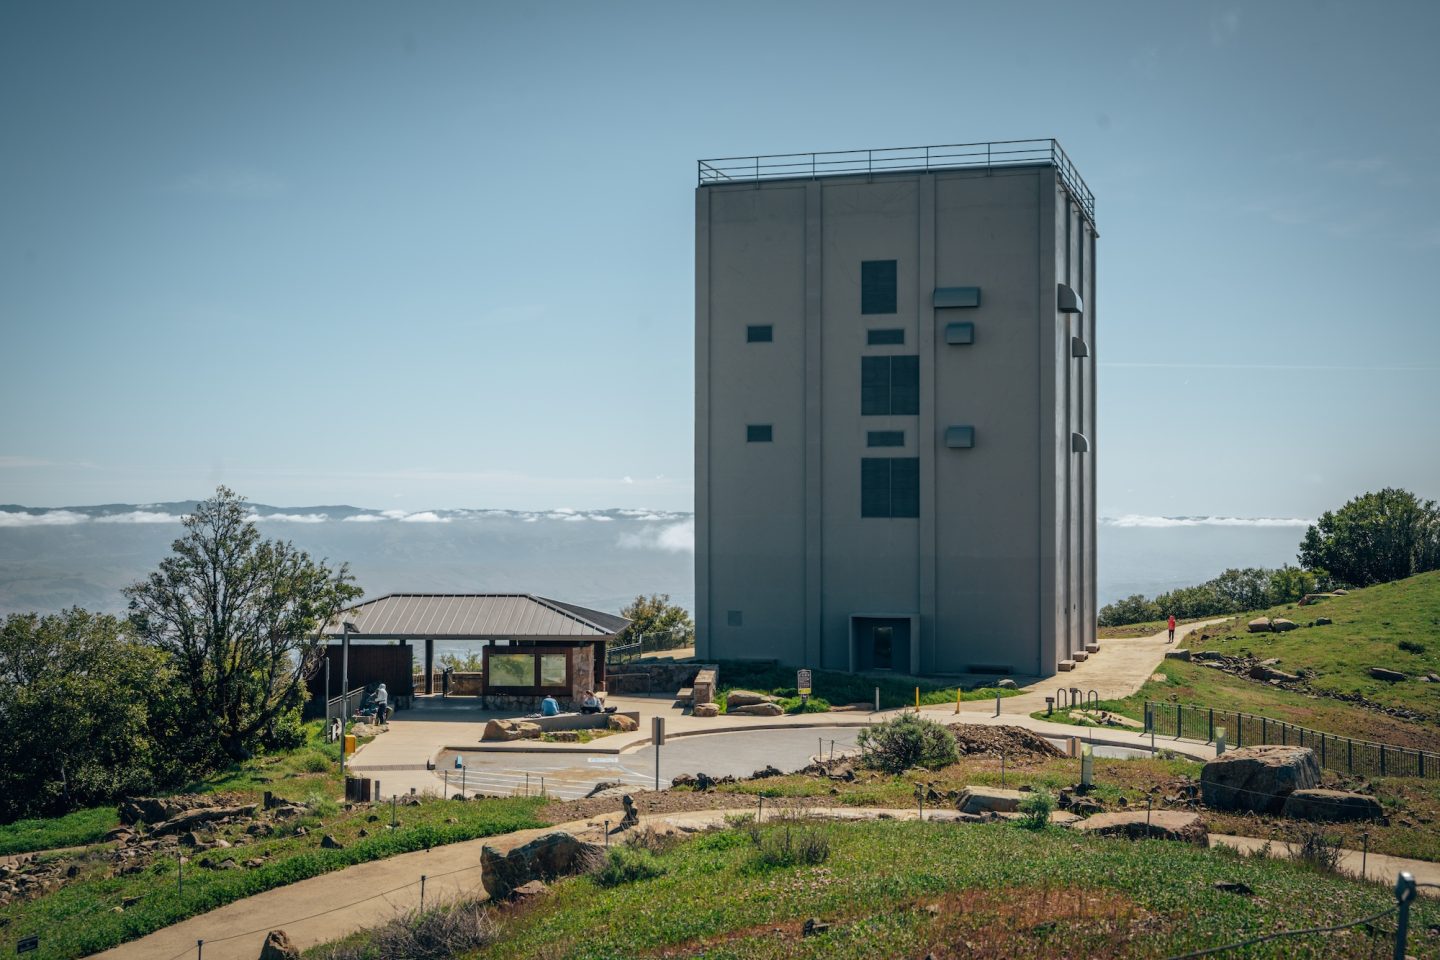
left=955, top=687, right=962, bottom=714
left=915, top=687, right=920, bottom=711
left=343, top=733, right=356, bottom=755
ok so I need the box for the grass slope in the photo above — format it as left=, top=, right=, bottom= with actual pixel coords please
left=0, top=807, right=118, bottom=858
left=1058, top=572, right=1440, bottom=747
left=0, top=721, right=545, bottom=960
left=465, top=819, right=1440, bottom=960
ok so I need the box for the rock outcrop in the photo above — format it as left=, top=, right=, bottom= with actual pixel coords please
left=479, top=832, right=602, bottom=901
left=1281, top=788, right=1385, bottom=823
left=1200, top=745, right=1320, bottom=813
left=1071, top=811, right=1207, bottom=844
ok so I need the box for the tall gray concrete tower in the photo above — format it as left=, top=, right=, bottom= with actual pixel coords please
left=694, top=140, right=1097, bottom=679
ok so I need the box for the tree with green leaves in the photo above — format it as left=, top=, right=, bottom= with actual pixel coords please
left=1299, top=488, right=1440, bottom=588
left=618, top=593, right=695, bottom=653
left=125, top=487, right=363, bottom=761
left=0, top=609, right=174, bottom=821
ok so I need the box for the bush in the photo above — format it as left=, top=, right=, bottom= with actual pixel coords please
left=1292, top=828, right=1343, bottom=874
left=749, top=825, right=830, bottom=869
left=856, top=712, right=959, bottom=773
left=300, top=750, right=332, bottom=773
left=593, top=846, right=665, bottom=887
left=312, top=899, right=495, bottom=960
left=1399, top=639, right=1427, bottom=655
left=1018, top=788, right=1055, bottom=829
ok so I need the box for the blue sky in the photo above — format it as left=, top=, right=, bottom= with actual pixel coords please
left=2, top=0, right=1437, bottom=517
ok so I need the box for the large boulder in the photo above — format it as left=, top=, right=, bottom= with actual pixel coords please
left=480, top=832, right=602, bottom=901
left=481, top=719, right=542, bottom=742
left=1247, top=618, right=1272, bottom=633
left=258, top=929, right=301, bottom=960
left=1164, top=649, right=1191, bottom=661
left=607, top=714, right=638, bottom=732
left=724, top=690, right=774, bottom=709
left=1370, top=667, right=1406, bottom=683
left=118, top=795, right=205, bottom=825
left=1201, top=746, right=1321, bottom=813
left=1071, top=811, right=1207, bottom=845
left=729, top=702, right=783, bottom=717
left=956, top=786, right=1027, bottom=814
left=692, top=702, right=719, bottom=718
left=1270, top=619, right=1299, bottom=632
left=1281, top=789, right=1385, bottom=823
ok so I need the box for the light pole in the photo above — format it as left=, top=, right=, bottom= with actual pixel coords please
left=339, top=620, right=357, bottom=782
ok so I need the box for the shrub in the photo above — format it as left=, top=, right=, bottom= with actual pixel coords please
left=304, top=790, right=340, bottom=818
left=300, top=750, right=332, bottom=773
left=856, top=712, right=959, bottom=773
left=1399, top=639, right=1426, bottom=655
left=1292, top=827, right=1343, bottom=874
left=593, top=846, right=665, bottom=887
left=312, top=899, right=495, bottom=960
left=749, top=825, right=830, bottom=869
left=1018, top=788, right=1055, bottom=829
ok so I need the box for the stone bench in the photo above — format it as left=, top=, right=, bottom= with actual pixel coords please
left=675, top=687, right=694, bottom=703
left=1057, top=659, right=1076, bottom=672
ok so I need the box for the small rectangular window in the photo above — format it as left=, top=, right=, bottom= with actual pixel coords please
left=890, top=355, right=919, bottom=415
left=890, top=457, right=920, bottom=518
left=861, top=458, right=891, bottom=518
left=867, top=430, right=904, bottom=447
left=861, top=457, right=920, bottom=518
left=746, top=424, right=773, bottom=443
left=861, top=356, right=890, bottom=416
left=867, top=328, right=904, bottom=345
left=861, top=260, right=897, bottom=314
left=747, top=325, right=773, bottom=343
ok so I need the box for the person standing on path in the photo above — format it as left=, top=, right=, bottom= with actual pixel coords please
left=1167, top=614, right=1176, bottom=643
left=374, top=682, right=389, bottom=726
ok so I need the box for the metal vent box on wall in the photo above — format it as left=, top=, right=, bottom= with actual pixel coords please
left=933, top=286, right=981, bottom=308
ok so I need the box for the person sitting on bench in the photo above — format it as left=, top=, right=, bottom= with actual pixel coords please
left=541, top=694, right=560, bottom=717
left=580, top=690, right=603, bottom=714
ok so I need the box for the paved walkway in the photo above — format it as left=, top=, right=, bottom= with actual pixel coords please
left=94, top=804, right=1440, bottom=960
left=351, top=620, right=1224, bottom=798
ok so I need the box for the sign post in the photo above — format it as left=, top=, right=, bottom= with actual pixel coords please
left=797, top=668, right=812, bottom=706
left=651, top=716, right=665, bottom=791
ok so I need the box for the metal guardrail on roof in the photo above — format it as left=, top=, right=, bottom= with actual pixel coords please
left=698, top=138, right=1095, bottom=226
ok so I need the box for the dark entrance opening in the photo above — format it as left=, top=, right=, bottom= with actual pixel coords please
left=854, top=617, right=911, bottom=672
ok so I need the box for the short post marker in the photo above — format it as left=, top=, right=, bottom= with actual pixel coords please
left=914, top=687, right=920, bottom=711
left=955, top=688, right=962, bottom=714
left=391, top=794, right=397, bottom=830
left=420, top=874, right=427, bottom=912
left=874, top=686, right=880, bottom=713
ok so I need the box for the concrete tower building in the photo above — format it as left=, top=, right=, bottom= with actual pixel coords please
left=694, top=140, right=1097, bottom=678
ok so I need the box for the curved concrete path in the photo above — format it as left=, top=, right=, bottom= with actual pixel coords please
left=351, top=619, right=1225, bottom=799
left=93, top=802, right=1440, bottom=960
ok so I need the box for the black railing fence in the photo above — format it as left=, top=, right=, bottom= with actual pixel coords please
left=698, top=138, right=1096, bottom=226
left=1144, top=701, right=1440, bottom=780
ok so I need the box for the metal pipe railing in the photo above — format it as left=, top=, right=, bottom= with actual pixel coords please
left=697, top=138, right=1095, bottom=226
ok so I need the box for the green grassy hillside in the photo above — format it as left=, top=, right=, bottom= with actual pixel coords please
left=397, top=819, right=1440, bottom=960
left=1058, top=572, right=1440, bottom=748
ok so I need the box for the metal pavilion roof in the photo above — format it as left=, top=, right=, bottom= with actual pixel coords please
left=322, top=593, right=629, bottom=641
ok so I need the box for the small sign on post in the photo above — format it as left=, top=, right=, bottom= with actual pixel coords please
left=1215, top=726, right=1227, bottom=756
left=797, top=668, right=812, bottom=704
left=1080, top=743, right=1094, bottom=787
left=652, top=716, right=665, bottom=791
left=17, top=935, right=39, bottom=953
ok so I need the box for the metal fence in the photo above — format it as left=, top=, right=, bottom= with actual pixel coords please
left=1144, top=701, right=1440, bottom=779
left=697, top=138, right=1096, bottom=226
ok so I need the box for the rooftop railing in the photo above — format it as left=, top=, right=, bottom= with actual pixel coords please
left=698, top=138, right=1095, bottom=226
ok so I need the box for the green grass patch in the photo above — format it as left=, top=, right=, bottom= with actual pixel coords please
left=714, top=661, right=1020, bottom=712
left=0, top=796, right=543, bottom=960
left=0, top=807, right=119, bottom=857
left=468, top=818, right=1440, bottom=959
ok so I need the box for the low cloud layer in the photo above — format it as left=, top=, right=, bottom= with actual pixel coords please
left=1103, top=515, right=1313, bottom=529
left=618, top=518, right=695, bottom=553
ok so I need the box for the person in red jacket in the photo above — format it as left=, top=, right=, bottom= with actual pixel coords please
left=1167, top=614, right=1177, bottom=643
